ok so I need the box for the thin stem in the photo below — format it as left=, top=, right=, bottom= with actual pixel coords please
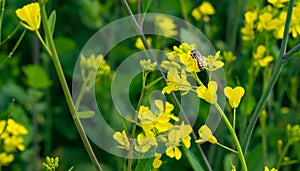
left=216, top=142, right=238, bottom=154
left=233, top=108, right=236, bottom=130
left=0, top=0, right=6, bottom=42
left=242, top=0, right=294, bottom=155
left=283, top=42, right=300, bottom=61
left=214, top=104, right=248, bottom=171
left=38, top=1, right=102, bottom=170
left=121, top=0, right=213, bottom=170
left=35, top=30, right=52, bottom=57
left=0, top=25, right=20, bottom=46
left=74, top=72, right=94, bottom=112
left=8, top=29, right=26, bottom=58
left=276, top=140, right=292, bottom=170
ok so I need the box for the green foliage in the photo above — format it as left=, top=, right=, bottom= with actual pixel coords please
left=23, top=65, right=52, bottom=89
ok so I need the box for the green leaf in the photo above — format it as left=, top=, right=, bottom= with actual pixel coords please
left=46, top=10, right=56, bottom=47
left=182, top=146, right=205, bottom=171
left=76, top=111, right=95, bottom=118
left=134, top=158, right=154, bottom=171
left=23, top=65, right=52, bottom=89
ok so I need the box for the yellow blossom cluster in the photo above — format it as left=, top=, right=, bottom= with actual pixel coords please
left=0, top=119, right=28, bottom=166
left=155, top=15, right=178, bottom=37
left=192, top=1, right=215, bottom=22
left=241, top=1, right=300, bottom=40
left=113, top=99, right=192, bottom=169
left=80, top=54, right=111, bottom=80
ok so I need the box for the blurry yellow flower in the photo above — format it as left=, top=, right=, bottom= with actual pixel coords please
left=139, top=59, right=157, bottom=71
left=134, top=131, right=157, bottom=153
left=113, top=130, right=130, bottom=150
left=80, top=54, right=111, bottom=79
left=274, top=12, right=287, bottom=39
left=224, top=86, right=245, bottom=109
left=165, top=122, right=192, bottom=160
left=244, top=11, right=258, bottom=27
left=153, top=154, right=163, bottom=168
left=155, top=15, right=178, bottom=37
left=15, top=2, right=41, bottom=31
left=290, top=3, right=300, bottom=38
left=138, top=100, right=178, bottom=133
left=195, top=125, right=217, bottom=144
left=203, top=51, right=224, bottom=71
left=286, top=124, right=300, bottom=142
left=199, top=2, right=215, bottom=15
left=264, top=166, right=278, bottom=171
left=241, top=11, right=258, bottom=41
left=162, top=68, right=191, bottom=95
left=268, top=0, right=289, bottom=8
left=257, top=12, right=277, bottom=31
left=222, top=51, right=237, bottom=65
left=192, top=1, right=215, bottom=21
left=197, top=81, right=218, bottom=104
left=135, top=37, right=152, bottom=50
left=0, top=152, right=14, bottom=166
left=253, top=45, right=273, bottom=67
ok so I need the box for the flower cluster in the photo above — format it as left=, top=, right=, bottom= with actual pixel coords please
left=253, top=45, right=274, bottom=67
left=42, top=156, right=59, bottom=171
left=80, top=54, right=111, bottom=80
left=192, top=1, right=215, bottom=22
left=113, top=99, right=192, bottom=168
left=155, top=15, right=178, bottom=37
left=241, top=1, right=300, bottom=40
left=0, top=119, right=28, bottom=166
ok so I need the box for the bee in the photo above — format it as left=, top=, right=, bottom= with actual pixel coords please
left=190, top=49, right=207, bottom=71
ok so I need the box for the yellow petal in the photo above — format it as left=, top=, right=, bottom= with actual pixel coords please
left=15, top=3, right=41, bottom=31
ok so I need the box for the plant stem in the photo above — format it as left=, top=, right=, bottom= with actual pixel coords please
left=233, top=108, right=236, bottom=130
left=283, top=42, right=300, bottom=61
left=214, top=104, right=248, bottom=171
left=0, top=0, right=6, bottom=42
left=242, top=0, right=294, bottom=155
left=38, top=1, right=102, bottom=170
left=276, top=140, right=292, bottom=170
left=216, top=142, right=238, bottom=154
left=0, top=25, right=20, bottom=46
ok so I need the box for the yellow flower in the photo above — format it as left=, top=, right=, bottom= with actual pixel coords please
left=155, top=15, right=178, bottom=37
left=152, top=154, right=163, bottom=168
left=264, top=166, right=278, bottom=171
left=135, top=37, right=152, bottom=50
left=224, top=86, right=245, bottom=109
left=268, top=0, right=289, bottom=8
left=253, top=45, right=273, bottom=67
left=257, top=12, right=277, bottom=31
left=198, top=2, right=215, bottom=15
left=222, top=51, right=237, bottom=65
left=113, top=130, right=130, bottom=150
left=192, top=9, right=202, bottom=21
left=15, top=2, right=41, bottom=31
left=0, top=152, right=14, bottom=166
left=134, top=131, right=157, bottom=153
left=195, top=125, right=217, bottom=144
left=165, top=122, right=192, bottom=160
left=162, top=68, right=191, bottom=95
left=274, top=12, right=286, bottom=39
left=241, top=11, right=258, bottom=41
left=197, top=81, right=218, bottom=104
left=138, top=100, right=179, bottom=133
left=203, top=51, right=224, bottom=71
left=139, top=59, right=157, bottom=72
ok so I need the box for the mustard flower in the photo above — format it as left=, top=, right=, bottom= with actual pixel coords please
left=192, top=1, right=215, bottom=21
left=224, top=86, right=245, bottom=109
left=152, top=154, right=163, bottom=169
left=197, top=81, right=218, bottom=104
left=286, top=124, right=300, bottom=142
left=15, top=2, right=41, bottom=31
left=257, top=12, right=277, bottom=31
left=139, top=59, right=157, bottom=72
left=241, top=11, right=258, bottom=41
left=80, top=54, right=111, bottom=79
left=162, top=68, right=191, bottom=95
left=203, top=51, right=224, bottom=71
left=165, top=122, right=192, bottom=160
left=0, top=152, right=14, bottom=166
left=290, top=3, right=300, bottom=38
left=135, top=37, right=152, bottom=50
left=222, top=51, right=237, bottom=65
left=274, top=12, right=287, bottom=39
left=155, top=15, right=178, bottom=37
left=137, top=100, right=179, bottom=133
left=113, top=130, right=130, bottom=150
left=134, top=131, right=157, bottom=153
left=253, top=45, right=273, bottom=67
left=166, top=43, right=200, bottom=72
left=195, top=125, right=217, bottom=144
left=268, top=0, right=289, bottom=8
left=42, top=156, right=59, bottom=171
left=264, top=166, right=278, bottom=171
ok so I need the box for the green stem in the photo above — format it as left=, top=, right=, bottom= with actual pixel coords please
left=0, top=0, right=6, bottom=42
left=233, top=108, right=236, bottom=130
left=276, top=140, right=292, bottom=170
left=8, top=29, right=26, bottom=58
left=216, top=142, right=238, bottom=154
left=214, top=104, right=248, bottom=171
left=0, top=25, right=20, bottom=46
left=242, top=0, right=294, bottom=155
left=283, top=42, right=300, bottom=62
left=74, top=72, right=94, bottom=112
left=35, top=30, right=52, bottom=57
left=127, top=71, right=147, bottom=171
left=38, top=1, right=102, bottom=170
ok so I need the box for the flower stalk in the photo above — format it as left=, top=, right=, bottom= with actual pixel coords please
left=37, top=1, right=102, bottom=170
